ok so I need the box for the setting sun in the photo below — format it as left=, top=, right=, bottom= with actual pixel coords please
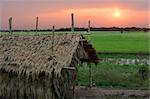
left=114, top=10, right=121, bottom=18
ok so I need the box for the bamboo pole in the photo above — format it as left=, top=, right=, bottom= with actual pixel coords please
left=9, top=17, right=12, bottom=34
left=52, top=26, right=55, bottom=55
left=71, top=13, right=74, bottom=33
left=36, top=16, right=38, bottom=33
left=87, top=20, right=92, bottom=42
left=88, top=20, right=91, bottom=33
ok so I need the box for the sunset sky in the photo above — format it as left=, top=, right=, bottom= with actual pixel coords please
left=0, top=0, right=150, bottom=30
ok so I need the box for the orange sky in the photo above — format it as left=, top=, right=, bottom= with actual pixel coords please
left=0, top=0, right=149, bottom=29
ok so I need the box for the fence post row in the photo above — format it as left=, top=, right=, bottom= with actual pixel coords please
left=7, top=14, right=90, bottom=34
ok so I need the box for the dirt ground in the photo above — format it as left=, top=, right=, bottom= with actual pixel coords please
left=66, top=86, right=149, bottom=99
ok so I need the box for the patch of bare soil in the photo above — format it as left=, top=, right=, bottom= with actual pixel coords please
left=66, top=86, right=149, bottom=99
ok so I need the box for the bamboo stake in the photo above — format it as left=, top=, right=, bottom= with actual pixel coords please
left=52, top=26, right=55, bottom=55
left=87, top=20, right=92, bottom=42
left=36, top=16, right=38, bottom=33
left=9, top=17, right=12, bottom=34
left=71, top=13, right=74, bottom=33
left=88, top=20, right=91, bottom=33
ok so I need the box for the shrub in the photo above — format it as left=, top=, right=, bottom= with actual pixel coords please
left=138, top=66, right=149, bottom=80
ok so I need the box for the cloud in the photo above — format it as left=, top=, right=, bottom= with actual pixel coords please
left=1, top=0, right=149, bottom=11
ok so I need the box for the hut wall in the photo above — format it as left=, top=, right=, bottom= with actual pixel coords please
left=0, top=71, right=55, bottom=99
left=52, top=69, right=75, bottom=99
left=0, top=69, right=75, bottom=99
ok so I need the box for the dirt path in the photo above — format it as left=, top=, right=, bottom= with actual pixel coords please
left=66, top=86, right=149, bottom=99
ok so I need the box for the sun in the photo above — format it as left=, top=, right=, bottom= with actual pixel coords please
left=113, top=10, right=121, bottom=18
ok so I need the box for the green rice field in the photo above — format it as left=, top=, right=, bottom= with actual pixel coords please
left=90, top=31, right=149, bottom=53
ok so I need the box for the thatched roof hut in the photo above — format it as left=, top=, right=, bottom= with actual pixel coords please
left=0, top=34, right=98, bottom=99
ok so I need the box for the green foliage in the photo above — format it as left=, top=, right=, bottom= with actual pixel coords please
left=98, top=53, right=149, bottom=59
left=79, top=31, right=149, bottom=89
left=77, top=55, right=149, bottom=89
left=138, top=66, right=149, bottom=80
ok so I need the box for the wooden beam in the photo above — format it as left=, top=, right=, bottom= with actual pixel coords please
left=79, top=39, right=87, bottom=42
left=63, top=67, right=75, bottom=70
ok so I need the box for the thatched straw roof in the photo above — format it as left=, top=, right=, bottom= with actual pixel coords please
left=0, top=34, right=88, bottom=79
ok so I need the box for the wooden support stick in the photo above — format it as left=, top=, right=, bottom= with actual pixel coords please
left=71, top=13, right=74, bottom=33
left=73, top=78, right=75, bottom=98
left=64, top=32, right=67, bottom=41
left=36, top=16, right=38, bottom=33
left=63, top=66, right=76, bottom=97
left=73, top=67, right=76, bottom=98
left=9, top=17, right=12, bottom=34
left=88, top=62, right=92, bottom=87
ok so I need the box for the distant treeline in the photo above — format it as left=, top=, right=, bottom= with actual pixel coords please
left=0, top=27, right=149, bottom=32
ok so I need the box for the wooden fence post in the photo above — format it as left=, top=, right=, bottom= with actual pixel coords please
left=9, top=17, right=12, bottom=34
left=36, top=16, right=38, bottom=33
left=71, top=13, right=74, bottom=33
left=88, top=20, right=91, bottom=33
left=52, top=26, right=55, bottom=55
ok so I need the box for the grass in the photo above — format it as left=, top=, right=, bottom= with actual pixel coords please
left=77, top=54, right=149, bottom=90
left=89, top=31, right=149, bottom=53
left=98, top=53, right=149, bottom=59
